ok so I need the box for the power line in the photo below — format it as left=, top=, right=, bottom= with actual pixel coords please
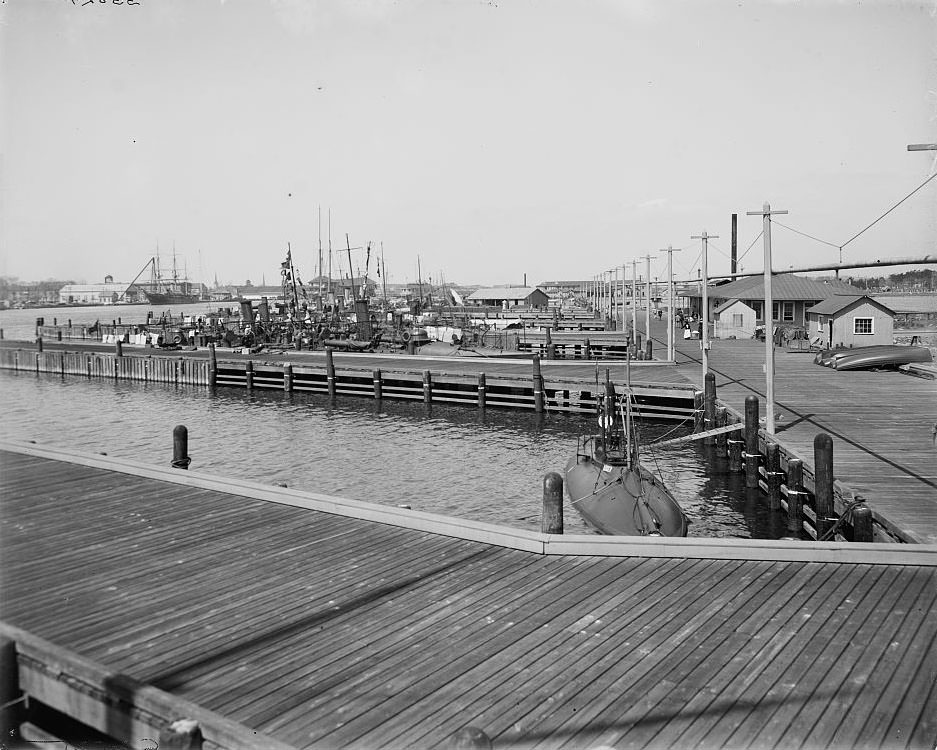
left=841, top=170, right=937, bottom=249
left=772, top=220, right=840, bottom=250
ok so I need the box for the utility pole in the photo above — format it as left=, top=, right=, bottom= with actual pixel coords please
left=746, top=202, right=788, bottom=435
left=644, top=254, right=652, bottom=345
left=691, top=230, right=718, bottom=376
left=658, top=245, right=680, bottom=362
left=631, top=262, right=636, bottom=339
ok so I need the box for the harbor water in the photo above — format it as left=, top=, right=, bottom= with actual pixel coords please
left=0, top=304, right=788, bottom=538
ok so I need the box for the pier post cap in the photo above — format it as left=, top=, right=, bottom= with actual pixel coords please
left=542, top=471, right=564, bottom=495
left=813, top=432, right=833, bottom=450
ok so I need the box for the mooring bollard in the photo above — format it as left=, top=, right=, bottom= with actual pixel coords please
left=208, top=343, right=217, bottom=387
left=645, top=339, right=653, bottom=360
left=852, top=504, right=873, bottom=542
left=703, top=372, right=716, bottom=445
left=326, top=347, right=336, bottom=397
left=423, top=369, right=432, bottom=403
left=765, top=443, right=781, bottom=510
left=158, top=718, right=203, bottom=750
left=532, top=355, right=544, bottom=413
left=245, top=359, right=254, bottom=391
left=372, top=368, right=382, bottom=399
left=744, top=395, right=760, bottom=488
left=477, top=372, right=486, bottom=409
left=172, top=425, right=191, bottom=470
left=284, top=363, right=293, bottom=392
left=814, top=432, right=835, bottom=538
left=542, top=471, right=564, bottom=534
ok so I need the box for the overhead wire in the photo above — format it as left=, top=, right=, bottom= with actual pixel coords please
left=840, top=170, right=937, bottom=249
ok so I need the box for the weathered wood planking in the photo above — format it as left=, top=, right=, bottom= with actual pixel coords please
left=659, top=320, right=937, bottom=544
left=2, top=448, right=936, bottom=749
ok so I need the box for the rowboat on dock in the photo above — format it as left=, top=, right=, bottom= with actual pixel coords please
left=816, top=344, right=933, bottom=371
left=565, top=374, right=689, bottom=537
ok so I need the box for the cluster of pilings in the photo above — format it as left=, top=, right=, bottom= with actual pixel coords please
left=699, top=372, right=874, bottom=542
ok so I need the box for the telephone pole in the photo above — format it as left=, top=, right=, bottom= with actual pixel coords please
left=631, top=259, right=638, bottom=343
left=746, top=202, right=788, bottom=435
left=659, top=245, right=681, bottom=362
left=691, top=231, right=718, bottom=376
left=644, top=255, right=653, bottom=345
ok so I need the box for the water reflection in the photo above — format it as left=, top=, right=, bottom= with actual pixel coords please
left=0, top=370, right=789, bottom=538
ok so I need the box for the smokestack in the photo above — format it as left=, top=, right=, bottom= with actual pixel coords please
left=524, top=273, right=527, bottom=287
left=731, top=213, right=738, bottom=279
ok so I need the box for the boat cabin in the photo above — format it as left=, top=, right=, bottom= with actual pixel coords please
left=806, top=295, right=895, bottom=349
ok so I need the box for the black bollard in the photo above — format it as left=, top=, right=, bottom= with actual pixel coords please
left=786, top=458, right=804, bottom=534
left=373, top=368, right=382, bottom=399
left=852, top=504, right=873, bottom=542
left=703, top=372, right=716, bottom=445
left=814, top=433, right=835, bottom=539
left=542, top=472, right=564, bottom=534
left=744, top=395, right=760, bottom=488
left=172, top=425, right=191, bottom=469
left=284, top=363, right=293, bottom=392
left=245, top=359, right=254, bottom=391
left=477, top=372, right=487, bottom=409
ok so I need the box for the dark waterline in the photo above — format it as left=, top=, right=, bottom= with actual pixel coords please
left=0, top=369, right=790, bottom=539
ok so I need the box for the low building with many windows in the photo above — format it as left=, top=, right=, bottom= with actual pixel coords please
left=806, top=295, right=895, bottom=348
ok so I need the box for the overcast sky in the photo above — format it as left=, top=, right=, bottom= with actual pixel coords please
left=1, top=0, right=934, bottom=288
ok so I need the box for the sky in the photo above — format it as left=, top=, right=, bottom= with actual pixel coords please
left=0, top=0, right=935, bottom=289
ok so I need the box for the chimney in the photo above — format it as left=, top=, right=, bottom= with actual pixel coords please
left=524, top=273, right=527, bottom=287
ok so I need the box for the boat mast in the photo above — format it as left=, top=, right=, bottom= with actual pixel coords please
left=317, top=206, right=323, bottom=312
left=381, top=242, right=388, bottom=308
left=346, top=234, right=356, bottom=300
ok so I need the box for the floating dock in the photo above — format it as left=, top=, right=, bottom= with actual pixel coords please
left=2, top=442, right=936, bottom=749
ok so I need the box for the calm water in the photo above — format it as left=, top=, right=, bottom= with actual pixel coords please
left=0, top=366, right=787, bottom=539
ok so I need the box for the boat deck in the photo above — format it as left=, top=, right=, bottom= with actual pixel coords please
left=2, top=443, right=936, bottom=749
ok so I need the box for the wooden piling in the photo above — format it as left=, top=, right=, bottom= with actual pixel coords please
left=542, top=472, right=564, bottom=534
left=477, top=372, right=486, bottom=409
left=693, top=391, right=704, bottom=433
left=744, top=395, right=760, bottom=488
left=703, top=372, right=716, bottom=445
left=532, top=355, right=544, bottom=413
left=373, top=368, right=383, bottom=399
left=786, top=458, right=804, bottom=534
left=814, top=432, right=835, bottom=539
left=766, top=443, right=781, bottom=510
left=115, top=339, right=123, bottom=357
left=584, top=338, right=591, bottom=359
left=715, top=407, right=728, bottom=452
left=0, top=636, right=22, bottom=746
left=326, top=348, right=336, bottom=397
left=284, top=363, right=293, bottom=392
left=208, top=343, right=217, bottom=387
left=645, top=339, right=653, bottom=360
left=245, top=359, right=254, bottom=391
left=172, top=425, right=191, bottom=470
left=852, top=504, right=873, bottom=542
left=545, top=328, right=554, bottom=360
left=423, top=369, right=432, bottom=403
left=728, top=438, right=743, bottom=472
left=36, top=336, right=43, bottom=353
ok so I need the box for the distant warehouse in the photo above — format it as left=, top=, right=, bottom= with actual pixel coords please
left=465, top=286, right=550, bottom=310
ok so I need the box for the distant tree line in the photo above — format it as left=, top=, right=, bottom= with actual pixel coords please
left=844, top=269, right=935, bottom=292
left=0, top=276, right=75, bottom=305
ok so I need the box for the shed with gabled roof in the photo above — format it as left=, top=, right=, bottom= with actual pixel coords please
left=806, top=295, right=895, bottom=348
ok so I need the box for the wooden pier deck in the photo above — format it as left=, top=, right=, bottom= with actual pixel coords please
left=646, top=321, right=937, bottom=545
left=2, top=442, right=936, bottom=749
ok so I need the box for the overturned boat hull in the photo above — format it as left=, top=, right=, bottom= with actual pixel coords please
left=831, top=345, right=933, bottom=371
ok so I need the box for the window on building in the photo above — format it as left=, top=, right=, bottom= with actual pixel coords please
left=782, top=301, right=794, bottom=322
left=751, top=301, right=763, bottom=319
left=854, top=317, right=873, bottom=335
left=771, top=301, right=779, bottom=321
left=732, top=313, right=744, bottom=327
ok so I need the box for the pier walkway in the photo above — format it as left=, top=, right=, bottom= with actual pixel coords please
left=2, top=442, right=936, bottom=749
left=640, top=321, right=937, bottom=545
